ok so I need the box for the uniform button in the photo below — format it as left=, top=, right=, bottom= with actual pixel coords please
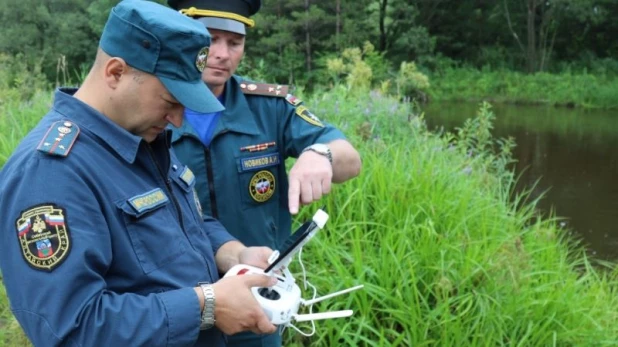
left=142, top=40, right=151, bottom=49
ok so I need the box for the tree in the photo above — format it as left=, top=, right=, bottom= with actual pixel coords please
left=369, top=0, right=435, bottom=66
left=503, top=0, right=568, bottom=72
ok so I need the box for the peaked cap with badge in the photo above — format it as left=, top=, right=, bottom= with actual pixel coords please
left=101, top=0, right=223, bottom=114
left=169, top=0, right=261, bottom=35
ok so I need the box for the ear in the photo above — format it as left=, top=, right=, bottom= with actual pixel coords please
left=103, top=57, right=129, bottom=90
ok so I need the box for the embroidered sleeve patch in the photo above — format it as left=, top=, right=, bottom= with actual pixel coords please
left=36, top=121, right=80, bottom=157
left=285, top=94, right=303, bottom=106
left=295, top=106, right=324, bottom=127
left=16, top=204, right=71, bottom=272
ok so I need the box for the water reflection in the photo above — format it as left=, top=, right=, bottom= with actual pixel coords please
left=423, top=102, right=618, bottom=260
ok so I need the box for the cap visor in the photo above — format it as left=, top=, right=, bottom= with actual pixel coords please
left=159, top=77, right=224, bottom=114
left=196, top=17, right=246, bottom=35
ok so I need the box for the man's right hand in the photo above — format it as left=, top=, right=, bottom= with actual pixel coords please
left=211, top=274, right=278, bottom=335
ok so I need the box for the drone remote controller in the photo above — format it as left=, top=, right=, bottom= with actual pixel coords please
left=224, top=208, right=364, bottom=326
left=225, top=263, right=302, bottom=324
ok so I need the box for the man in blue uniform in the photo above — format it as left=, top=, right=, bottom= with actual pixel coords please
left=166, top=1, right=362, bottom=345
left=0, top=1, right=277, bottom=346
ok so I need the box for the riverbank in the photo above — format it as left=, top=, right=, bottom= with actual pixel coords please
left=1, top=88, right=618, bottom=345
left=428, top=68, right=618, bottom=109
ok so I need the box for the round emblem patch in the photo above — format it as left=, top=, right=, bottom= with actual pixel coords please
left=249, top=170, right=276, bottom=203
left=16, top=204, right=71, bottom=272
left=195, top=47, right=209, bottom=72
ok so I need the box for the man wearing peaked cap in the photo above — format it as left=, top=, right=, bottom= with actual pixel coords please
left=167, top=0, right=362, bottom=346
left=0, top=1, right=279, bottom=346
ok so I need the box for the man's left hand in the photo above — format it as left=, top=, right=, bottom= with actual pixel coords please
left=287, top=151, right=333, bottom=215
left=216, top=241, right=273, bottom=273
left=238, top=246, right=273, bottom=269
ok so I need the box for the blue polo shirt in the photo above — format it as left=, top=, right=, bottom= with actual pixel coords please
left=184, top=92, right=225, bottom=146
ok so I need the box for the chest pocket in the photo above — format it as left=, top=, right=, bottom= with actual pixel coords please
left=115, top=188, right=187, bottom=274
left=235, top=151, right=281, bottom=210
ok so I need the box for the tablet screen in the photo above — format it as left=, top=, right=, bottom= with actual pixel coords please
left=264, top=220, right=315, bottom=273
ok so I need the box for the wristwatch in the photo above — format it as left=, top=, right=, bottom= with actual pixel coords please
left=302, top=143, right=332, bottom=164
left=198, top=283, right=216, bottom=330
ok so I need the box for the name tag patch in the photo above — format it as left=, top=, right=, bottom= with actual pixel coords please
left=240, top=154, right=280, bottom=172
left=128, top=188, right=169, bottom=214
left=179, top=167, right=196, bottom=187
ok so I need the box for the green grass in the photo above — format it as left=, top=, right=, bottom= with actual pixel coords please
left=0, top=91, right=51, bottom=167
left=2, top=87, right=618, bottom=346
left=429, top=68, right=618, bottom=109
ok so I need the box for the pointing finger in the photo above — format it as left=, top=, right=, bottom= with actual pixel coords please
left=288, top=178, right=301, bottom=214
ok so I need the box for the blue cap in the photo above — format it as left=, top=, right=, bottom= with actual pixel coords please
left=99, top=0, right=223, bottom=113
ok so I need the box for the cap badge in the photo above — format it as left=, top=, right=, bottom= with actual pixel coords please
left=196, top=47, right=209, bottom=72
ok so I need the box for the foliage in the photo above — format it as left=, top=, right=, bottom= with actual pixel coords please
left=0, top=0, right=615, bottom=95
left=321, top=43, right=429, bottom=103
left=0, top=54, right=49, bottom=105
left=395, top=61, right=430, bottom=101
left=429, top=67, right=618, bottom=109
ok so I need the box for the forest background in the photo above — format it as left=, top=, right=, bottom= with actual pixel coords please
left=1, top=0, right=617, bottom=108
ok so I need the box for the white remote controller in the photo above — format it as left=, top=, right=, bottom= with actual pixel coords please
left=224, top=263, right=302, bottom=324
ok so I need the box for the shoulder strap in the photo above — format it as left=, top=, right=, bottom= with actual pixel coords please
left=239, top=82, right=289, bottom=98
left=36, top=121, right=80, bottom=157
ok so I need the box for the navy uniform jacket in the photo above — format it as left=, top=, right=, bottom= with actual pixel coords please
left=170, top=77, right=345, bottom=346
left=170, top=76, right=345, bottom=250
left=0, top=89, right=234, bottom=346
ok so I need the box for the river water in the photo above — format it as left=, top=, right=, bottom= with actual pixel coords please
left=423, top=102, right=618, bottom=260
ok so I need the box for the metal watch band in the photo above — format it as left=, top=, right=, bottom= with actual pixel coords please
left=302, top=144, right=332, bottom=164
left=199, top=283, right=216, bottom=330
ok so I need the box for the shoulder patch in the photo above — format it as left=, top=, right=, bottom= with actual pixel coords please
left=16, top=204, right=71, bottom=272
left=37, top=121, right=80, bottom=157
left=240, top=82, right=289, bottom=97
left=295, top=105, right=324, bottom=127
left=285, top=94, right=303, bottom=106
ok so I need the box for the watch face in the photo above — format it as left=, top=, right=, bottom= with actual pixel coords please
left=313, top=144, right=329, bottom=154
